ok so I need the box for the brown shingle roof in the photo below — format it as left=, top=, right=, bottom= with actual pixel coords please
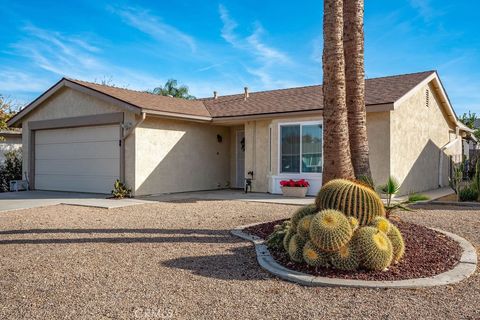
left=68, top=79, right=212, bottom=118
left=8, top=71, right=437, bottom=127
left=203, top=70, right=435, bottom=118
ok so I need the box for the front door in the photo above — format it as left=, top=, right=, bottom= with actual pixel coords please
left=236, top=130, right=245, bottom=188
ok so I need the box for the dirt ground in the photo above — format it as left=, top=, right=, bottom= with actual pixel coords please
left=0, top=201, right=478, bottom=320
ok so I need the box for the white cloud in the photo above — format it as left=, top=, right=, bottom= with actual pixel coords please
left=109, top=6, right=196, bottom=52
left=247, top=24, right=290, bottom=63
left=219, top=4, right=238, bottom=46
left=217, top=4, right=293, bottom=89
left=0, top=68, right=51, bottom=92
left=310, top=36, right=323, bottom=64
left=409, top=0, right=437, bottom=21
left=11, top=24, right=163, bottom=91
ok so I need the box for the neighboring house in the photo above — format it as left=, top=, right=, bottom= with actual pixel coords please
left=0, top=130, right=22, bottom=163
left=7, top=70, right=472, bottom=196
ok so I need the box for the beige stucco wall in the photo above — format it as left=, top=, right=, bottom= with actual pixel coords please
left=390, top=82, right=456, bottom=195
left=246, top=113, right=391, bottom=195
left=20, top=87, right=136, bottom=189
left=134, top=117, right=230, bottom=196
left=366, top=112, right=390, bottom=187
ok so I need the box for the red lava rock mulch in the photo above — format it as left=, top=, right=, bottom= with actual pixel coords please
left=244, top=219, right=462, bottom=281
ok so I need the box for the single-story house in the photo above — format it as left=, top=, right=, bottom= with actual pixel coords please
left=0, top=130, right=22, bottom=163
left=7, top=70, right=473, bottom=196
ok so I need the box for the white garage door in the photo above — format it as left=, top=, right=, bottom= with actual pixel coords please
left=35, top=125, right=120, bottom=193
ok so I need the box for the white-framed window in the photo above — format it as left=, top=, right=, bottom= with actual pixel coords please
left=279, top=121, right=323, bottom=174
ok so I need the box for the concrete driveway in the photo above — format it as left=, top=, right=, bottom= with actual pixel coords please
left=0, top=191, right=151, bottom=212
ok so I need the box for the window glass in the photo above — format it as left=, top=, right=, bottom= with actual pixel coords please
left=302, top=124, right=322, bottom=173
left=280, top=125, right=300, bottom=173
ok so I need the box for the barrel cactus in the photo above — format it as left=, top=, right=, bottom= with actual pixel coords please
left=297, top=215, right=313, bottom=240
left=309, top=209, right=353, bottom=252
left=387, top=224, right=405, bottom=263
left=283, top=229, right=295, bottom=252
left=370, top=216, right=391, bottom=234
left=348, top=217, right=359, bottom=231
left=315, top=179, right=385, bottom=225
left=290, top=204, right=318, bottom=231
left=354, top=226, right=393, bottom=271
left=303, top=241, right=331, bottom=268
left=330, top=242, right=359, bottom=271
left=287, top=234, right=307, bottom=263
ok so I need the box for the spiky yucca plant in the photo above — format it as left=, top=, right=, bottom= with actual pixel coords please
left=354, top=226, right=393, bottom=271
left=315, top=179, right=385, bottom=225
left=309, top=209, right=353, bottom=252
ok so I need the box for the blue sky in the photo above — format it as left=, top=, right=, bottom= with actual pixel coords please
left=0, top=0, right=478, bottom=115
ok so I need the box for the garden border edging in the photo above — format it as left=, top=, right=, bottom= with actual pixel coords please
left=231, top=223, right=477, bottom=289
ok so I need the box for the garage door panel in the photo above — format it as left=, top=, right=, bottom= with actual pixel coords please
left=34, top=124, right=120, bottom=194
left=35, top=159, right=120, bottom=177
left=35, top=175, right=117, bottom=194
left=36, top=141, right=120, bottom=160
left=35, top=125, right=119, bottom=144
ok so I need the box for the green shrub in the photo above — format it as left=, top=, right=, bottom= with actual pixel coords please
left=111, top=179, right=131, bottom=199
left=458, top=184, right=478, bottom=202
left=408, top=193, right=430, bottom=203
left=0, top=149, right=22, bottom=192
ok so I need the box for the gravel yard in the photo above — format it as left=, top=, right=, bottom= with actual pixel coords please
left=0, top=201, right=478, bottom=320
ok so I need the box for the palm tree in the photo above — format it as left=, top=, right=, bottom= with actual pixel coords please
left=322, top=0, right=355, bottom=183
left=344, top=0, right=371, bottom=179
left=150, top=79, right=196, bottom=100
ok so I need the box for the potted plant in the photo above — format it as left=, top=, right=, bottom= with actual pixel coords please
left=280, top=179, right=310, bottom=197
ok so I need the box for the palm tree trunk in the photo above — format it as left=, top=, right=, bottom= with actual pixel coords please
left=344, top=0, right=371, bottom=179
left=322, top=0, right=355, bottom=183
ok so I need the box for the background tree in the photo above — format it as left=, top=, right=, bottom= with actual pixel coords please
left=149, top=79, right=195, bottom=100
left=460, top=111, right=480, bottom=141
left=322, top=0, right=355, bottom=183
left=0, top=95, right=17, bottom=141
left=344, top=0, right=371, bottom=179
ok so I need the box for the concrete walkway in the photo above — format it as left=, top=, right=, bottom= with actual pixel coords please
left=0, top=191, right=151, bottom=212
left=393, top=187, right=454, bottom=202
left=140, top=189, right=315, bottom=206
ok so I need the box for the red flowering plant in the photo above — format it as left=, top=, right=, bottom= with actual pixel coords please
left=280, top=179, right=310, bottom=188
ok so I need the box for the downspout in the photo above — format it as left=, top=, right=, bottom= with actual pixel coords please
left=120, top=112, right=146, bottom=195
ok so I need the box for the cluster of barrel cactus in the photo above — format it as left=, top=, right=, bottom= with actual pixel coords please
left=277, top=179, right=405, bottom=272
